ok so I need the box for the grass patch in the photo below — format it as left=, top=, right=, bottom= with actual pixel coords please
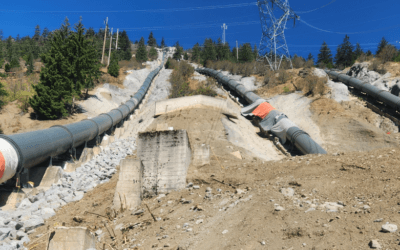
left=296, top=75, right=327, bottom=96
left=168, top=59, right=217, bottom=98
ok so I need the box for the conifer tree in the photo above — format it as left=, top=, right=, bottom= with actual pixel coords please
left=149, top=46, right=158, bottom=60
left=307, top=53, right=314, bottom=62
left=317, top=41, right=333, bottom=66
left=173, top=41, right=183, bottom=60
left=354, top=43, right=363, bottom=59
left=376, top=37, right=388, bottom=55
left=191, top=43, right=201, bottom=62
left=161, top=37, right=165, bottom=48
left=29, top=31, right=71, bottom=119
left=108, top=53, right=120, bottom=77
left=26, top=52, right=34, bottom=74
left=335, top=35, right=354, bottom=68
left=136, top=37, right=148, bottom=62
left=220, top=42, right=231, bottom=61
left=33, top=25, right=41, bottom=42
left=184, top=52, right=189, bottom=60
left=68, top=18, right=101, bottom=100
left=147, top=31, right=157, bottom=47
left=239, top=43, right=253, bottom=63
left=201, top=38, right=217, bottom=64
left=253, top=45, right=259, bottom=60
left=0, top=82, right=8, bottom=109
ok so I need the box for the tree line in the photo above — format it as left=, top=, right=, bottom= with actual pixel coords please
left=316, top=36, right=399, bottom=69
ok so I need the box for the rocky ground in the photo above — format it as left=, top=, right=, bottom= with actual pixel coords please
left=2, top=59, right=400, bottom=250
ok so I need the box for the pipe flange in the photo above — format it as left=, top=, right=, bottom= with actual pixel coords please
left=51, top=125, right=75, bottom=148
left=83, top=119, right=100, bottom=138
left=0, top=135, right=24, bottom=172
left=100, top=113, right=114, bottom=127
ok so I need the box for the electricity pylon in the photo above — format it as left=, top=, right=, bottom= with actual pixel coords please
left=221, top=23, right=228, bottom=44
left=257, top=0, right=299, bottom=70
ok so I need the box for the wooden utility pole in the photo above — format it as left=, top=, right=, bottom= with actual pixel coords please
left=108, top=27, right=113, bottom=67
left=115, top=28, right=119, bottom=50
left=101, top=17, right=108, bottom=64
left=236, top=40, right=238, bottom=60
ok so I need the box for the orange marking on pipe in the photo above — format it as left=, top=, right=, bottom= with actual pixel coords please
left=252, top=102, right=275, bottom=119
left=0, top=151, right=5, bottom=179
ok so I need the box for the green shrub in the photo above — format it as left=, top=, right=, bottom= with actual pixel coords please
left=148, top=47, right=158, bottom=61
left=0, top=82, right=9, bottom=109
left=108, top=58, right=120, bottom=77
left=4, top=63, right=11, bottom=72
left=169, top=61, right=217, bottom=98
left=283, top=86, right=290, bottom=93
left=297, top=75, right=326, bottom=96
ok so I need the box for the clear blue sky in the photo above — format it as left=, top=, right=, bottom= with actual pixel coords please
left=1, top=0, right=400, bottom=59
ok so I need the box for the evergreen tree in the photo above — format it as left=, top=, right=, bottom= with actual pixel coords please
left=173, top=41, right=183, bottom=60
left=220, top=42, right=231, bottom=61
left=136, top=37, right=148, bottom=62
left=147, top=31, right=157, bottom=47
left=201, top=38, right=217, bottom=64
left=68, top=18, right=101, bottom=100
left=354, top=42, right=363, bottom=59
left=317, top=41, right=333, bottom=66
left=29, top=31, right=72, bottom=119
left=239, top=43, right=253, bottom=62
left=307, top=53, right=314, bottom=61
left=366, top=50, right=372, bottom=56
left=335, top=35, right=354, bottom=67
left=149, top=46, right=158, bottom=60
left=161, top=37, right=165, bottom=48
left=376, top=37, right=388, bottom=55
left=191, top=43, right=201, bottom=62
left=42, top=27, right=50, bottom=41
left=253, top=45, right=259, bottom=60
left=216, top=38, right=224, bottom=61
left=33, top=25, right=41, bottom=42
left=232, top=47, right=238, bottom=62
left=26, top=52, right=34, bottom=74
left=108, top=53, right=120, bottom=77
left=0, top=82, right=8, bottom=109
left=29, top=18, right=101, bottom=119
left=184, top=52, right=189, bottom=60
left=116, top=30, right=132, bottom=60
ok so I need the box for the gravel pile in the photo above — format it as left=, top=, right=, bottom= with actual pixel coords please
left=0, top=137, right=136, bottom=249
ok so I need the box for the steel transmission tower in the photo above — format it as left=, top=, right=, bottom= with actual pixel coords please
left=221, top=23, right=228, bottom=44
left=257, top=0, right=299, bottom=70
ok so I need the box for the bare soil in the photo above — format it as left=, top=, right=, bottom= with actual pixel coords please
left=26, top=102, right=400, bottom=250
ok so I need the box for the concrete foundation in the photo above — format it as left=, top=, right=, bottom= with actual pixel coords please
left=113, top=158, right=143, bottom=210
left=138, top=130, right=191, bottom=196
left=37, top=166, right=63, bottom=190
left=48, top=227, right=96, bottom=250
left=192, top=144, right=210, bottom=166
left=154, top=95, right=239, bottom=118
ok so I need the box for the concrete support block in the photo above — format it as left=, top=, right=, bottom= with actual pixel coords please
left=114, top=128, right=122, bottom=139
left=138, top=130, right=191, bottom=196
left=154, top=95, right=239, bottom=118
left=0, top=191, right=26, bottom=210
left=38, top=166, right=63, bottom=189
left=64, top=162, right=80, bottom=173
left=109, top=136, right=115, bottom=144
left=78, top=148, right=93, bottom=164
left=100, top=135, right=110, bottom=147
left=192, top=144, right=210, bottom=166
left=92, top=147, right=101, bottom=157
left=48, top=227, right=96, bottom=250
left=113, top=158, right=143, bottom=210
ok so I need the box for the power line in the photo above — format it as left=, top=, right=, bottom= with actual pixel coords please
left=0, top=2, right=257, bottom=13
left=294, top=0, right=337, bottom=14
left=299, top=19, right=400, bottom=35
